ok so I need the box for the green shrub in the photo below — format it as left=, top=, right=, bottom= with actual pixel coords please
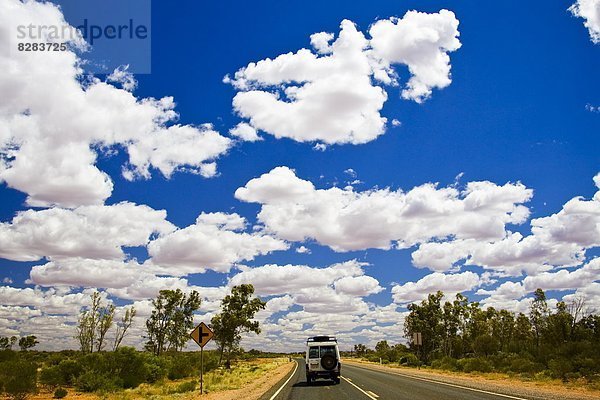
left=57, top=359, right=82, bottom=385
left=459, top=357, right=493, bottom=373
left=75, top=347, right=150, bottom=390
left=168, top=358, right=190, bottom=380
left=398, top=353, right=419, bottom=366
left=40, top=366, right=62, bottom=387
left=548, top=358, right=573, bottom=380
left=143, top=354, right=169, bottom=383
left=53, top=387, right=68, bottom=399
left=431, top=356, right=458, bottom=371
left=564, top=372, right=582, bottom=382
left=75, top=371, right=121, bottom=393
left=0, top=349, right=18, bottom=363
left=40, top=359, right=83, bottom=387
left=0, top=359, right=38, bottom=400
left=508, top=357, right=541, bottom=374
left=108, top=347, right=149, bottom=388
left=573, top=357, right=600, bottom=378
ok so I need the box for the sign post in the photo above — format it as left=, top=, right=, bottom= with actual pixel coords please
left=412, top=332, right=422, bottom=370
left=190, top=322, right=214, bottom=395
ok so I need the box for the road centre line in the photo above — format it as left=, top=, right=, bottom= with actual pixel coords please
left=341, top=376, right=379, bottom=400
left=269, top=360, right=298, bottom=400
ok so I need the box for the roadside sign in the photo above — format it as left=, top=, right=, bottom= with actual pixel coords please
left=190, top=322, right=214, bottom=396
left=190, top=322, right=214, bottom=348
left=413, top=332, right=422, bottom=346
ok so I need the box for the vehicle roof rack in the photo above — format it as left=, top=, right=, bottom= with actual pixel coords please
left=307, top=336, right=337, bottom=343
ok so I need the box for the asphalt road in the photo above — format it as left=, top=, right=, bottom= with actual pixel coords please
left=260, top=359, right=530, bottom=400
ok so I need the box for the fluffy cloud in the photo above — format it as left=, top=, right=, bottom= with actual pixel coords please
left=522, top=258, right=600, bottom=292
left=29, top=259, right=149, bottom=289
left=228, top=261, right=383, bottom=322
left=369, top=9, right=462, bottom=102
left=28, top=257, right=232, bottom=304
left=0, top=202, right=174, bottom=262
left=229, top=260, right=370, bottom=295
left=235, top=166, right=532, bottom=252
left=0, top=0, right=231, bottom=207
left=229, top=123, right=262, bottom=142
left=334, top=276, right=383, bottom=296
left=0, top=286, right=95, bottom=315
left=147, top=212, right=288, bottom=274
left=227, top=10, right=460, bottom=144
left=391, top=271, right=482, bottom=305
left=569, top=0, right=600, bottom=44
left=412, top=173, right=600, bottom=276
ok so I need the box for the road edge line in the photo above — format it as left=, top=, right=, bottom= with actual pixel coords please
left=347, top=362, right=528, bottom=400
left=269, top=359, right=298, bottom=400
left=341, top=376, right=378, bottom=400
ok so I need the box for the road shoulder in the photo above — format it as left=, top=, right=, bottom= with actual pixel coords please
left=257, top=359, right=299, bottom=400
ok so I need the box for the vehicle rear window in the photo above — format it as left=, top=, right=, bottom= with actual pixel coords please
left=308, top=345, right=336, bottom=358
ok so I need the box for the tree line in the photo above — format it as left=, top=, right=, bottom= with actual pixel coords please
left=0, top=284, right=265, bottom=399
left=0, top=335, right=38, bottom=351
left=72, top=283, right=265, bottom=363
left=354, top=288, right=600, bottom=381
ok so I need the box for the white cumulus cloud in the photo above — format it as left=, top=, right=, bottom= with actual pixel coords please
left=147, top=212, right=289, bottom=274
left=0, top=0, right=232, bottom=207
left=235, top=166, right=532, bottom=252
left=0, top=202, right=174, bottom=262
left=391, top=271, right=481, bottom=305
left=569, top=0, right=600, bottom=43
left=227, top=10, right=461, bottom=144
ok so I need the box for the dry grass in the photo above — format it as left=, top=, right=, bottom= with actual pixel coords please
left=10, top=358, right=294, bottom=400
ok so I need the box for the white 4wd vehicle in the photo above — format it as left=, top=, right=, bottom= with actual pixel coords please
left=305, top=336, right=341, bottom=385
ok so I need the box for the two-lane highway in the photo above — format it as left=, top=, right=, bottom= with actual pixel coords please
left=261, top=359, right=529, bottom=400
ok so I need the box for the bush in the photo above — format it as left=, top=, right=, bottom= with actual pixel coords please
left=431, top=356, right=458, bottom=371
left=459, top=357, right=493, bottom=373
left=398, top=353, right=419, bottom=367
left=57, top=359, right=82, bottom=385
left=168, top=358, right=190, bottom=380
left=41, top=359, right=83, bottom=387
left=573, top=357, right=600, bottom=378
left=508, top=357, right=541, bottom=374
left=53, top=387, right=68, bottom=399
left=76, top=372, right=121, bottom=393
left=107, top=347, right=149, bottom=388
left=40, top=366, right=62, bottom=387
left=365, top=354, right=381, bottom=363
left=143, top=354, right=169, bottom=383
left=548, top=358, right=573, bottom=381
left=0, top=349, right=18, bottom=363
left=0, top=359, right=38, bottom=400
left=75, top=347, right=150, bottom=390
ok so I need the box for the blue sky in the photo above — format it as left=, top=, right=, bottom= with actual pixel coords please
left=0, top=0, right=598, bottom=351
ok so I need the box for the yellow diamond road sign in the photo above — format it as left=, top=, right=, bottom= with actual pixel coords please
left=190, top=322, right=214, bottom=348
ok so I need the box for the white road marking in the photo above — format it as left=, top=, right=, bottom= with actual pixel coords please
left=269, top=360, right=298, bottom=400
left=341, top=376, right=379, bottom=400
left=366, top=390, right=380, bottom=398
left=349, top=364, right=529, bottom=400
